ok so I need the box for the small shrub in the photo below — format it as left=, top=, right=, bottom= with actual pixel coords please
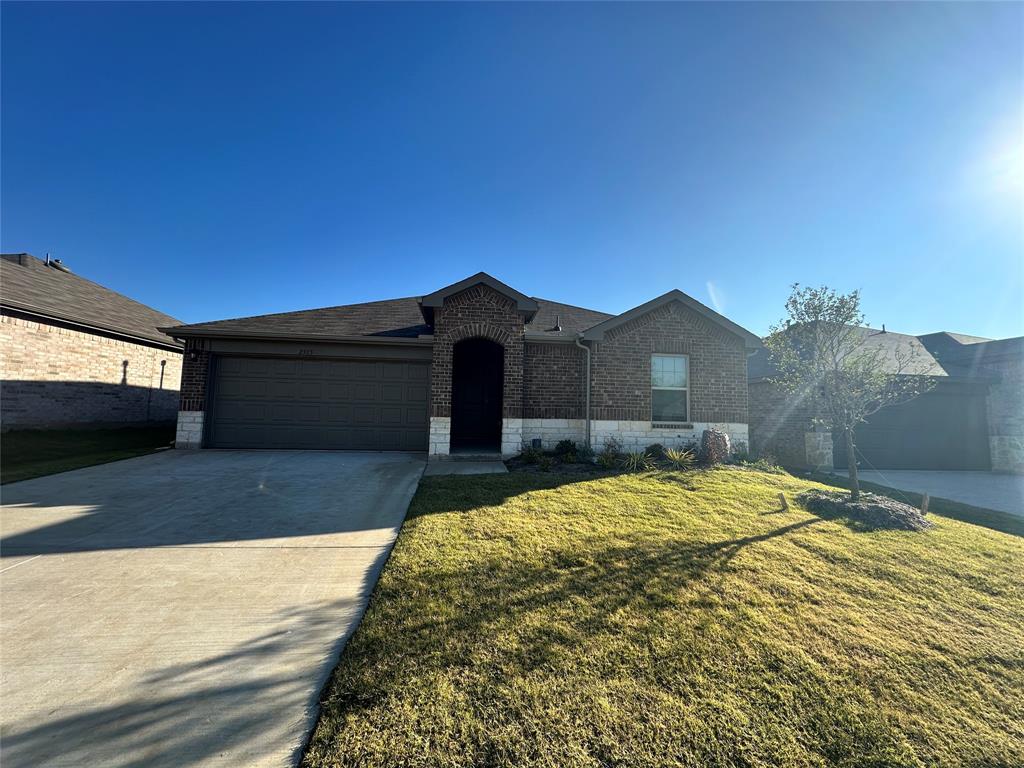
left=646, top=443, right=667, bottom=460
left=742, top=457, right=786, bottom=475
left=663, top=447, right=696, bottom=470
left=699, top=429, right=731, bottom=466
left=563, top=451, right=578, bottom=464
left=576, top=445, right=595, bottom=462
left=622, top=450, right=654, bottom=472
left=537, top=455, right=554, bottom=471
left=519, top=445, right=543, bottom=464
left=597, top=436, right=623, bottom=469
left=554, top=439, right=577, bottom=456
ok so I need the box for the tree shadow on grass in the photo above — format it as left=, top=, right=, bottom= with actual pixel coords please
left=314, top=517, right=822, bottom=715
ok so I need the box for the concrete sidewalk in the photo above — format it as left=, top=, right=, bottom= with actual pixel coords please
left=0, top=450, right=425, bottom=767
left=831, top=469, right=1023, bottom=516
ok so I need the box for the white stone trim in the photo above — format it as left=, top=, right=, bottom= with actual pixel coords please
left=804, top=430, right=834, bottom=470
left=429, top=416, right=451, bottom=457
left=501, top=418, right=523, bottom=457
left=521, top=419, right=587, bottom=450
left=175, top=411, right=205, bottom=449
left=591, top=420, right=749, bottom=453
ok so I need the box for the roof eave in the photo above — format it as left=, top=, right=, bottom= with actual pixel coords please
left=3, top=301, right=183, bottom=351
left=159, top=326, right=434, bottom=346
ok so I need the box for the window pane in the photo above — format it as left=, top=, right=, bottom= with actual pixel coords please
left=651, top=355, right=687, bottom=388
left=652, top=389, right=687, bottom=422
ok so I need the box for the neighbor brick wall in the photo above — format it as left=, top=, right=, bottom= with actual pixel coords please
left=0, top=311, right=182, bottom=429
left=748, top=380, right=822, bottom=467
left=589, top=301, right=748, bottom=423
left=523, top=342, right=585, bottom=419
left=178, top=338, right=211, bottom=412
left=430, top=284, right=525, bottom=419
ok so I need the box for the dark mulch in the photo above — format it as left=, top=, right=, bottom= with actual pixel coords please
left=797, top=489, right=933, bottom=531
left=504, top=457, right=612, bottom=475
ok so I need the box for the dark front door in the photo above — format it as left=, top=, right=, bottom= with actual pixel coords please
left=450, top=339, right=503, bottom=451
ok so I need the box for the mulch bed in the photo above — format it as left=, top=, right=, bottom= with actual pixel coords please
left=797, top=489, right=933, bottom=531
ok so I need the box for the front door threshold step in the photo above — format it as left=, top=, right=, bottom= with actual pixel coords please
left=442, top=451, right=504, bottom=462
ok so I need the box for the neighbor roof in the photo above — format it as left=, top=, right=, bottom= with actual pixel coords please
left=747, top=325, right=1009, bottom=381
left=1, top=253, right=183, bottom=349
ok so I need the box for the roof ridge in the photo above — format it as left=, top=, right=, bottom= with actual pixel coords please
left=531, top=296, right=614, bottom=317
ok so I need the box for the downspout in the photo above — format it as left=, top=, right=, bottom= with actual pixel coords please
left=575, top=335, right=591, bottom=449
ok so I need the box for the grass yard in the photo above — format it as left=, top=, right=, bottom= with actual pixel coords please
left=1, top=425, right=175, bottom=484
left=304, top=467, right=1023, bottom=768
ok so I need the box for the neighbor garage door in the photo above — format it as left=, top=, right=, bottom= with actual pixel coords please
left=832, top=385, right=991, bottom=470
left=208, top=356, right=429, bottom=450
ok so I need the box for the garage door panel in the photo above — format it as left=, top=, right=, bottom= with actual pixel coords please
left=381, top=383, right=405, bottom=402
left=833, top=387, right=990, bottom=470
left=210, top=356, right=429, bottom=450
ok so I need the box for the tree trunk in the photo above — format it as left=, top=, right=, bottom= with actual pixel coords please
left=845, top=428, right=860, bottom=502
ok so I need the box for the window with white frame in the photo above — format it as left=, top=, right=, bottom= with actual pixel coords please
left=651, top=354, right=688, bottom=423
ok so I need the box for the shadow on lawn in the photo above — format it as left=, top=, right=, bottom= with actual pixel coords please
left=314, top=516, right=822, bottom=720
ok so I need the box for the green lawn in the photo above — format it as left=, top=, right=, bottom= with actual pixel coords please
left=1, top=425, right=175, bottom=484
left=304, top=467, right=1023, bottom=768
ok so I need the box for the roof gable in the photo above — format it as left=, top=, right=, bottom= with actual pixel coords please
left=418, top=272, right=538, bottom=323
left=580, top=289, right=761, bottom=348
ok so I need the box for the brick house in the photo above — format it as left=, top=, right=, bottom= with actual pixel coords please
left=0, top=253, right=184, bottom=430
left=162, top=273, right=760, bottom=457
left=748, top=327, right=1024, bottom=474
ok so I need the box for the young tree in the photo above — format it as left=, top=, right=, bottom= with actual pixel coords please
left=764, top=285, right=934, bottom=501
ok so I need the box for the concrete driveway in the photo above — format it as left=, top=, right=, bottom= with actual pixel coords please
left=0, top=450, right=425, bottom=768
left=832, top=469, right=1023, bottom=516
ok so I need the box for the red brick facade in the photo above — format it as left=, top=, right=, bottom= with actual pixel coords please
left=589, top=301, right=748, bottom=423
left=179, top=338, right=211, bottom=412
left=430, top=284, right=525, bottom=419
left=523, top=342, right=585, bottom=419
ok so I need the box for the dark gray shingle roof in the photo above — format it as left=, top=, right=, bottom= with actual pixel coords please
left=163, top=297, right=431, bottom=340
left=164, top=295, right=614, bottom=341
left=1, top=253, right=183, bottom=348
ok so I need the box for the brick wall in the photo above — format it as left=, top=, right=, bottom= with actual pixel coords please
left=589, top=300, right=748, bottom=423
left=523, top=342, right=584, bottom=419
left=179, top=338, right=211, bottom=411
left=748, top=380, right=824, bottom=467
left=0, top=312, right=182, bottom=429
left=430, top=284, right=525, bottom=419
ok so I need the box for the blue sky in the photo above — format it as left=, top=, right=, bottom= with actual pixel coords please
left=2, top=2, right=1021, bottom=338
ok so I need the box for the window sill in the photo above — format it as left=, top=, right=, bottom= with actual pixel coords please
left=651, top=422, right=694, bottom=430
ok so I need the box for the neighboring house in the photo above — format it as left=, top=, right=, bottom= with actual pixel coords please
left=161, top=272, right=759, bottom=457
left=748, top=327, right=1024, bottom=473
left=0, top=253, right=184, bottom=430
